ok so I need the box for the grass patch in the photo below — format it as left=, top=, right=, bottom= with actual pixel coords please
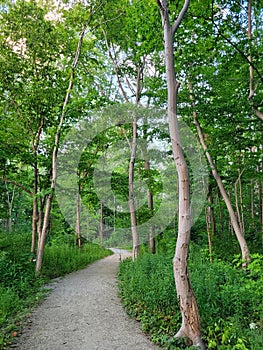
left=0, top=232, right=112, bottom=349
left=118, top=250, right=263, bottom=349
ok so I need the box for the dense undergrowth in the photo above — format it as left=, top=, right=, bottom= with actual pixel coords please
left=0, top=232, right=112, bottom=349
left=118, top=239, right=263, bottom=349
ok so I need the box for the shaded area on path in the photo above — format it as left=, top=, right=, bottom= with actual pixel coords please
left=10, top=251, right=158, bottom=350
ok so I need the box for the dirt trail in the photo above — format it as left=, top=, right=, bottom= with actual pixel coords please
left=11, top=251, right=158, bottom=350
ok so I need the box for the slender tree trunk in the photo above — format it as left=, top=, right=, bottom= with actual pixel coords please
left=129, top=116, right=140, bottom=260
left=147, top=178, right=155, bottom=254
left=157, top=1, right=205, bottom=347
left=144, top=158, right=155, bottom=253
left=31, top=119, right=44, bottom=257
left=31, top=163, right=38, bottom=256
left=75, top=190, right=82, bottom=248
left=247, top=1, right=263, bottom=121
left=234, top=179, right=242, bottom=235
left=188, top=81, right=251, bottom=266
left=258, top=169, right=263, bottom=244
left=234, top=168, right=245, bottom=236
left=99, top=200, right=104, bottom=248
left=36, top=26, right=87, bottom=274
left=5, top=182, right=15, bottom=233
left=208, top=188, right=216, bottom=236
left=206, top=184, right=215, bottom=262
left=250, top=180, right=254, bottom=221
left=205, top=207, right=213, bottom=263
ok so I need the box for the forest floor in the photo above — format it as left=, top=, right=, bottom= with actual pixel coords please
left=9, top=249, right=158, bottom=350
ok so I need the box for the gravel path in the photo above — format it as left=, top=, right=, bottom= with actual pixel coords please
left=11, top=250, right=158, bottom=350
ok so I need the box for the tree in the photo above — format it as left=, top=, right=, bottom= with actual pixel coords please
left=188, top=80, right=251, bottom=266
left=35, top=24, right=87, bottom=273
left=156, top=1, right=205, bottom=348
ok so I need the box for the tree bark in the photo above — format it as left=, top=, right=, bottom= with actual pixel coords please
left=157, top=1, right=205, bottom=348
left=35, top=25, right=87, bottom=274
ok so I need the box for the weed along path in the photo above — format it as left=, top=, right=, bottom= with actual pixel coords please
left=11, top=250, right=158, bottom=350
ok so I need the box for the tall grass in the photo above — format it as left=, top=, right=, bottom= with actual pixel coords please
left=42, top=242, right=112, bottom=278
left=118, top=249, right=263, bottom=349
left=0, top=232, right=112, bottom=349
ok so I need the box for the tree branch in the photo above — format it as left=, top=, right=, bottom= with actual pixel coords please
left=172, top=0, right=190, bottom=35
left=102, top=28, right=130, bottom=103
left=213, top=22, right=263, bottom=85
left=252, top=107, right=263, bottom=121
left=2, top=176, right=33, bottom=196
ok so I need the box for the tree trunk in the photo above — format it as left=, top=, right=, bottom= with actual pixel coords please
left=157, top=1, right=205, bottom=348
left=31, top=162, right=38, bottom=257
left=250, top=179, right=254, bottom=221
left=75, top=190, right=82, bottom=248
left=206, top=184, right=215, bottom=262
left=99, top=200, right=104, bottom=248
left=246, top=1, right=263, bottom=121
left=208, top=186, right=216, bottom=236
left=217, top=189, right=224, bottom=237
left=144, top=159, right=155, bottom=253
left=234, top=168, right=245, bottom=236
left=129, top=117, right=140, bottom=260
left=35, top=26, right=87, bottom=274
left=4, top=182, right=15, bottom=233
left=188, top=81, right=251, bottom=267
left=148, top=188, right=155, bottom=254
left=31, top=119, right=44, bottom=257
left=205, top=207, right=213, bottom=263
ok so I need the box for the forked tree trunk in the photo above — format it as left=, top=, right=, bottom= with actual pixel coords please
left=188, top=81, right=251, bottom=267
left=35, top=26, right=87, bottom=274
left=157, top=1, right=205, bottom=348
left=104, top=30, right=142, bottom=258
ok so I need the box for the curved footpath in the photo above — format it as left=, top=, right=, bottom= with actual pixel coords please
left=10, top=249, right=158, bottom=350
